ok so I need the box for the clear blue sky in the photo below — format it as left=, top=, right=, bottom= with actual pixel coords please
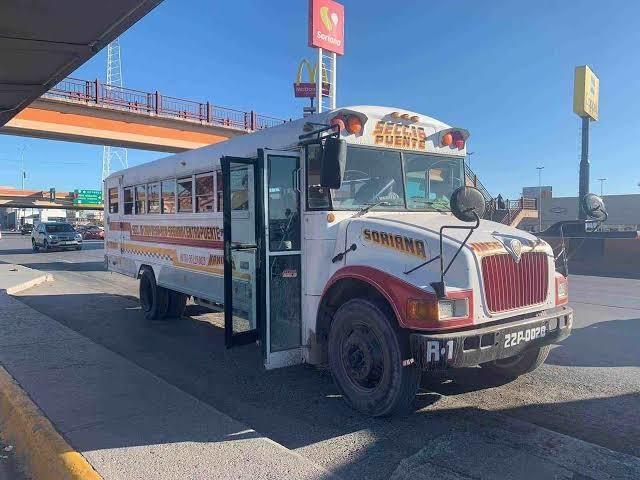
left=1, top=0, right=639, bottom=199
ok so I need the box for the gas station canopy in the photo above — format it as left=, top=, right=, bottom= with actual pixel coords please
left=0, top=0, right=162, bottom=127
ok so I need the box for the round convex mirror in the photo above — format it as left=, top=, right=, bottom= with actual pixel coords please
left=450, top=186, right=486, bottom=222
left=581, top=193, right=608, bottom=221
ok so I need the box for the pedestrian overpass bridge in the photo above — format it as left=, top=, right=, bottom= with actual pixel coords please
left=0, top=187, right=101, bottom=211
left=1, top=77, right=286, bottom=153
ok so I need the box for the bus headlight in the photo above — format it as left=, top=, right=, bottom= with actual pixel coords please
left=438, top=298, right=469, bottom=320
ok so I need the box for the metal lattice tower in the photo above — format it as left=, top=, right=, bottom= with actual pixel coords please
left=101, top=38, right=128, bottom=181
left=316, top=48, right=337, bottom=113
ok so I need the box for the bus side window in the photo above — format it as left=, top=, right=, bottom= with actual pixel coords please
left=123, top=187, right=134, bottom=215
left=135, top=185, right=146, bottom=214
left=108, top=187, right=119, bottom=214
left=147, top=182, right=160, bottom=214
left=161, top=179, right=176, bottom=214
left=178, top=177, right=193, bottom=213
left=195, top=173, right=215, bottom=212
left=306, top=145, right=331, bottom=209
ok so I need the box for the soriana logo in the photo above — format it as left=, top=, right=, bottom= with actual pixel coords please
left=308, top=0, right=344, bottom=55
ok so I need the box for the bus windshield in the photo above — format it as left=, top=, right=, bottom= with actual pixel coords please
left=325, top=146, right=464, bottom=211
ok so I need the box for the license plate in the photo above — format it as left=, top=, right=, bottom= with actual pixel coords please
left=61, top=241, right=73, bottom=245
left=503, top=323, right=547, bottom=349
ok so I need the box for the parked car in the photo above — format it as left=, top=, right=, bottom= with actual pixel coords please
left=79, top=225, right=104, bottom=240
left=31, top=222, right=83, bottom=251
left=76, top=225, right=104, bottom=240
left=20, top=223, right=33, bottom=235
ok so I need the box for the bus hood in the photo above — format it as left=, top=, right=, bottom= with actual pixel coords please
left=339, top=211, right=557, bottom=324
left=341, top=211, right=554, bottom=294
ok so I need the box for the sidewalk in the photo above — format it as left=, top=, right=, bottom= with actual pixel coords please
left=0, top=266, right=337, bottom=480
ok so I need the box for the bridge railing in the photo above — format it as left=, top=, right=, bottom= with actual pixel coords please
left=42, top=77, right=287, bottom=131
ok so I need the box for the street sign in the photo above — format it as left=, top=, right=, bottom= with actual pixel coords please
left=73, top=189, right=103, bottom=206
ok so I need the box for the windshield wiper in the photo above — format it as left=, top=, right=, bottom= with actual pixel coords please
left=410, top=199, right=449, bottom=212
left=355, top=200, right=390, bottom=216
left=354, top=199, right=404, bottom=217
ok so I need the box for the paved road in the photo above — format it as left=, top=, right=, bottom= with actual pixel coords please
left=1, top=233, right=638, bottom=479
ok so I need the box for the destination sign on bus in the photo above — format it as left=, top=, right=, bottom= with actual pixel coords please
left=372, top=121, right=427, bottom=150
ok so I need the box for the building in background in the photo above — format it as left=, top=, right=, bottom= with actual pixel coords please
left=522, top=186, right=552, bottom=202
left=0, top=207, right=103, bottom=229
left=518, top=193, right=640, bottom=232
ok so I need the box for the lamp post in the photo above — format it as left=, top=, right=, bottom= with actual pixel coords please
left=597, top=178, right=606, bottom=197
left=536, top=166, right=544, bottom=232
left=466, top=151, right=474, bottom=170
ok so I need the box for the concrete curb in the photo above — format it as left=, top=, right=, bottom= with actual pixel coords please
left=0, top=365, right=102, bottom=480
left=3, top=272, right=53, bottom=295
left=0, top=263, right=53, bottom=295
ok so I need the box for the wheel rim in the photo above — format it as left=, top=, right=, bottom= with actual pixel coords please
left=340, top=324, right=385, bottom=391
left=140, top=277, right=152, bottom=313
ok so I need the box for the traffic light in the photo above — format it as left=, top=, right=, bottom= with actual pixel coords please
left=49, top=188, right=55, bottom=202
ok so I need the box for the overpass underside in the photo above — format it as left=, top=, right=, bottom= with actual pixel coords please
left=0, top=188, right=102, bottom=211
left=2, top=98, right=244, bottom=153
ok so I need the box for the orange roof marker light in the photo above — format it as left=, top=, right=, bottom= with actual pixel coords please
left=441, top=129, right=468, bottom=150
left=331, top=113, right=363, bottom=135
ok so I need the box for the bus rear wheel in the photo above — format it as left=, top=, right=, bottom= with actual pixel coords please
left=328, top=298, right=420, bottom=417
left=139, top=268, right=168, bottom=321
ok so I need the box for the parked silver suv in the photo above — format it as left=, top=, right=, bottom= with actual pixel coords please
left=32, top=222, right=83, bottom=251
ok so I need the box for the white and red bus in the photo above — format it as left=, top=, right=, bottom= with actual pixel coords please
left=104, top=106, right=573, bottom=416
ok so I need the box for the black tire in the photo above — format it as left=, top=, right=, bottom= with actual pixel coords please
left=32, top=239, right=39, bottom=252
left=43, top=240, right=50, bottom=251
left=139, top=268, right=169, bottom=321
left=165, top=290, right=187, bottom=319
left=328, top=299, right=420, bottom=417
left=75, top=245, right=82, bottom=251
left=481, top=345, right=550, bottom=378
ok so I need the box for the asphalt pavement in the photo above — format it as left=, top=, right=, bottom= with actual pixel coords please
left=1, top=232, right=639, bottom=479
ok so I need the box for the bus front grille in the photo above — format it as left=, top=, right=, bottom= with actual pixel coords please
left=481, top=252, right=548, bottom=313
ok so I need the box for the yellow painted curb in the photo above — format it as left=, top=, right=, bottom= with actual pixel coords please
left=0, top=365, right=102, bottom=480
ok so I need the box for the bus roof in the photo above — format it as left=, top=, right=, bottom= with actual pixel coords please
left=106, top=106, right=466, bottom=185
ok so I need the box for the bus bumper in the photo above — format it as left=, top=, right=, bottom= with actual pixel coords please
left=409, top=306, right=573, bottom=370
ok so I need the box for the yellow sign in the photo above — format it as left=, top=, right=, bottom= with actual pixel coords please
left=573, top=65, right=599, bottom=121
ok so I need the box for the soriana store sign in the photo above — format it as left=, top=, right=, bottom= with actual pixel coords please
left=308, top=0, right=344, bottom=55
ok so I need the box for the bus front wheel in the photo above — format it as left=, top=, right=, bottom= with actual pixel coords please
left=328, top=298, right=420, bottom=417
left=139, top=268, right=168, bottom=321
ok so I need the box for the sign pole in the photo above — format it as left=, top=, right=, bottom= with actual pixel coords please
left=330, top=51, right=337, bottom=110
left=578, top=116, right=590, bottom=220
left=317, top=47, right=323, bottom=113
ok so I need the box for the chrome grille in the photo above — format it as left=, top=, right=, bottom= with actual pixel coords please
left=481, top=251, right=548, bottom=313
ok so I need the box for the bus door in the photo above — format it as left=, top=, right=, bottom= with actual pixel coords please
left=222, top=157, right=261, bottom=348
left=259, top=149, right=303, bottom=369
left=222, top=151, right=303, bottom=369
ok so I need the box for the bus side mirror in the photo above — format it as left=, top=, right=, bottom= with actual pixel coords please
left=320, top=137, right=346, bottom=189
left=582, top=193, right=608, bottom=221
left=450, top=186, right=486, bottom=222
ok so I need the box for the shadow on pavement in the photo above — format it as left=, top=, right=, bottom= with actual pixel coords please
left=547, top=318, right=640, bottom=368
left=5, top=261, right=105, bottom=273
left=10, top=292, right=640, bottom=479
